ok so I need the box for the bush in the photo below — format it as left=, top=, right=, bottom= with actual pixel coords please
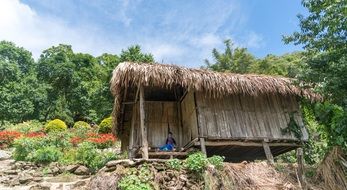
left=207, top=155, right=225, bottom=170
left=3, top=120, right=44, bottom=134
left=45, top=119, right=67, bottom=133
left=185, top=152, right=208, bottom=173
left=98, top=117, right=112, bottom=134
left=13, top=137, right=44, bottom=161
left=28, top=146, right=63, bottom=164
left=0, top=131, right=22, bottom=147
left=76, top=142, right=103, bottom=171
left=166, top=158, right=182, bottom=170
left=42, top=131, right=72, bottom=149
left=73, top=121, right=91, bottom=129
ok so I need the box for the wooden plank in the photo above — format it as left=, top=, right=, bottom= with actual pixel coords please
left=195, top=140, right=300, bottom=147
left=148, top=152, right=188, bottom=156
left=262, top=141, right=274, bottom=165
left=139, top=86, right=148, bottom=159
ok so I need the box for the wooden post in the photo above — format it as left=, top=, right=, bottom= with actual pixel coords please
left=296, top=147, right=306, bottom=189
left=128, top=86, right=140, bottom=159
left=200, top=137, right=207, bottom=155
left=262, top=140, right=274, bottom=165
left=139, top=86, right=149, bottom=159
left=128, top=104, right=136, bottom=159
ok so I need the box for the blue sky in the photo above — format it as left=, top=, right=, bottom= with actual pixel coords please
left=0, top=0, right=307, bottom=67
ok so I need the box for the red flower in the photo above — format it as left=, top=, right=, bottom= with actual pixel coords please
left=70, top=137, right=83, bottom=146
left=0, top=131, right=22, bottom=146
left=25, top=132, right=45, bottom=138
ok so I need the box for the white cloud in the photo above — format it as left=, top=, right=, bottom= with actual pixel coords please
left=244, top=31, right=265, bottom=48
left=0, top=0, right=114, bottom=59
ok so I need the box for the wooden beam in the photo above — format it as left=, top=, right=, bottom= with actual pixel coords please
left=179, top=89, right=188, bottom=102
left=200, top=138, right=207, bottom=155
left=262, top=141, right=274, bottom=165
left=139, top=86, right=148, bottom=159
left=296, top=148, right=307, bottom=190
left=123, top=100, right=178, bottom=105
left=128, top=86, right=141, bottom=159
left=148, top=152, right=188, bottom=156
left=195, top=140, right=301, bottom=147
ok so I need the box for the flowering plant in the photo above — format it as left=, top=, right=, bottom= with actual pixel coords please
left=0, top=131, right=22, bottom=147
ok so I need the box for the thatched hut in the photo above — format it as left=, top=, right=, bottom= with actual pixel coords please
left=110, top=62, right=318, bottom=162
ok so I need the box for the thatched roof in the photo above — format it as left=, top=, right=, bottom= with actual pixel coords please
left=110, top=62, right=319, bottom=134
left=111, top=62, right=319, bottom=99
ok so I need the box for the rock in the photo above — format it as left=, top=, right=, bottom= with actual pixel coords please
left=0, top=150, right=10, bottom=160
left=74, top=166, right=90, bottom=175
left=33, top=172, right=43, bottom=177
left=33, top=176, right=43, bottom=182
left=106, top=159, right=135, bottom=167
left=73, top=180, right=87, bottom=188
left=51, top=166, right=60, bottom=175
left=10, top=178, right=20, bottom=186
left=19, top=174, right=33, bottom=184
left=65, top=164, right=79, bottom=173
left=4, top=170, right=17, bottom=175
left=29, top=182, right=51, bottom=190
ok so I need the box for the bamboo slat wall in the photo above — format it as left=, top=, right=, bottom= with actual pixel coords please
left=180, top=91, right=198, bottom=146
left=131, top=102, right=180, bottom=148
left=195, top=92, right=308, bottom=141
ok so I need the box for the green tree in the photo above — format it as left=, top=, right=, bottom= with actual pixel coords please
left=0, top=41, right=47, bottom=123
left=119, top=45, right=154, bottom=63
left=284, top=0, right=347, bottom=149
left=250, top=52, right=305, bottom=77
left=205, top=40, right=255, bottom=73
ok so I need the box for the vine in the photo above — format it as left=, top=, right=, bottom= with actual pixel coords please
left=281, top=112, right=303, bottom=139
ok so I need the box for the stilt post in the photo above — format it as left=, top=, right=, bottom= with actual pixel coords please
left=139, top=86, right=148, bottom=159
left=200, top=137, right=207, bottom=155
left=296, top=147, right=306, bottom=189
left=262, top=139, right=274, bottom=165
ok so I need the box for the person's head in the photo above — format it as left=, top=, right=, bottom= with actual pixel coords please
left=168, top=131, right=173, bottom=137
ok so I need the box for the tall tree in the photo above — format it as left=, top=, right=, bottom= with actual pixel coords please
left=284, top=0, right=347, bottom=148
left=205, top=40, right=255, bottom=73
left=119, top=45, right=154, bottom=63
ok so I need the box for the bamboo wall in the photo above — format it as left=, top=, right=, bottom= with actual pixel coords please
left=180, top=91, right=198, bottom=146
left=131, top=102, right=182, bottom=148
left=195, top=92, right=308, bottom=141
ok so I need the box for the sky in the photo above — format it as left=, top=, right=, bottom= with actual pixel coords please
left=0, top=0, right=307, bottom=68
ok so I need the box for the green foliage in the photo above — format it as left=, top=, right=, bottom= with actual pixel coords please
left=118, top=164, right=153, bottom=190
left=284, top=0, right=347, bottom=152
left=73, top=121, right=91, bottom=129
left=98, top=117, right=112, bottom=134
left=76, top=142, right=103, bottom=171
left=205, top=40, right=255, bottom=73
left=45, top=119, right=67, bottom=133
left=3, top=120, right=44, bottom=134
left=207, top=155, right=225, bottom=170
left=281, top=112, right=303, bottom=139
left=185, top=152, right=208, bottom=173
left=166, top=159, right=182, bottom=170
left=119, top=45, right=154, bottom=63
left=28, top=146, right=63, bottom=164
left=13, top=137, right=43, bottom=161
left=118, top=175, right=152, bottom=190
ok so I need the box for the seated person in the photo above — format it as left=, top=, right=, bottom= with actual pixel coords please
left=159, top=132, right=176, bottom=151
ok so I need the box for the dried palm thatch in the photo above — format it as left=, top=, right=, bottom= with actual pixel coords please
left=110, top=62, right=320, bottom=134
left=315, top=146, right=347, bottom=190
